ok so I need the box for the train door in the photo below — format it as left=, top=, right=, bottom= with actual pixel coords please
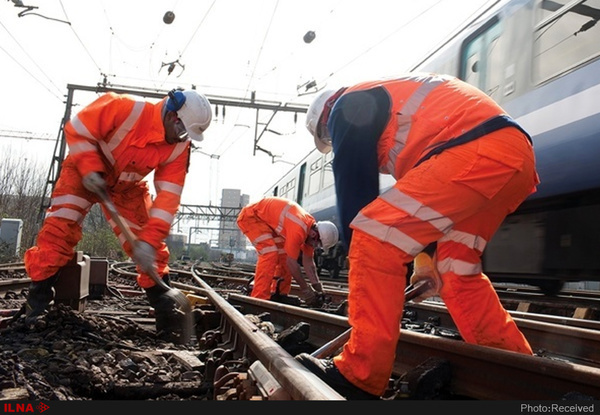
left=459, top=17, right=505, bottom=100
left=296, top=163, right=306, bottom=205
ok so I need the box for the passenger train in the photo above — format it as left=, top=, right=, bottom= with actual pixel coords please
left=264, top=0, right=600, bottom=294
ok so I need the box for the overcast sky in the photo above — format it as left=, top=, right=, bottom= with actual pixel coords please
left=1, top=0, right=495, bottom=207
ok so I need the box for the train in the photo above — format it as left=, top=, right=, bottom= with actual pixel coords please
left=263, top=0, right=600, bottom=295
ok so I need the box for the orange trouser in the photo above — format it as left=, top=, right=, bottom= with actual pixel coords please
left=334, top=133, right=536, bottom=396
left=237, top=209, right=292, bottom=299
left=24, top=159, right=170, bottom=288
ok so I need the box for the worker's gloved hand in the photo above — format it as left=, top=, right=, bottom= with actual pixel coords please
left=311, top=282, right=326, bottom=306
left=409, top=252, right=443, bottom=303
left=133, top=241, right=156, bottom=275
left=82, top=172, right=107, bottom=195
left=301, top=285, right=323, bottom=308
left=311, top=282, right=324, bottom=294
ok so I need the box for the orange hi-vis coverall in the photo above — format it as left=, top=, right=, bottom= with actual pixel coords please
left=237, top=197, right=316, bottom=299
left=328, top=74, right=540, bottom=396
left=24, top=92, right=191, bottom=289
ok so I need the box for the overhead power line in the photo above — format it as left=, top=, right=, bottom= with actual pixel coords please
left=0, top=129, right=55, bottom=141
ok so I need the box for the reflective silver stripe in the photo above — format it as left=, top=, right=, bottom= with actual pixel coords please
left=70, top=116, right=96, bottom=140
left=277, top=248, right=286, bottom=254
left=51, top=194, right=92, bottom=210
left=108, top=100, right=145, bottom=151
left=379, top=188, right=453, bottom=233
left=45, top=207, right=84, bottom=224
left=98, top=140, right=116, bottom=166
left=440, top=229, right=487, bottom=252
left=285, top=211, right=308, bottom=232
left=119, top=171, right=144, bottom=183
left=254, top=233, right=273, bottom=244
left=150, top=207, right=174, bottom=225
left=161, top=141, right=188, bottom=165
left=273, top=236, right=284, bottom=244
left=68, top=141, right=96, bottom=156
left=350, top=212, right=424, bottom=256
left=351, top=187, right=453, bottom=256
left=384, top=74, right=451, bottom=176
left=71, top=100, right=145, bottom=167
left=437, top=257, right=482, bottom=276
left=275, top=203, right=292, bottom=234
left=258, top=245, right=278, bottom=255
left=116, top=233, right=127, bottom=246
left=154, top=180, right=183, bottom=196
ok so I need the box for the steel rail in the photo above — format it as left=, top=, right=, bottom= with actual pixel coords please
left=221, top=291, right=600, bottom=399
left=187, top=274, right=345, bottom=400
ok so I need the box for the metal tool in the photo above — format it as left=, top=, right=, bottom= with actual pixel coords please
left=96, top=188, right=193, bottom=344
left=310, top=278, right=434, bottom=359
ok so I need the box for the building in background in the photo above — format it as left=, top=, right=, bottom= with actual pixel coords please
left=218, top=189, right=249, bottom=255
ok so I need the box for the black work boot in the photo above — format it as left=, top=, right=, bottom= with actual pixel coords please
left=24, top=274, right=59, bottom=322
left=295, top=353, right=379, bottom=400
left=145, top=283, right=186, bottom=344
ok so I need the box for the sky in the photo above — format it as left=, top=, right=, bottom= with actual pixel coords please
left=0, top=0, right=496, bottom=207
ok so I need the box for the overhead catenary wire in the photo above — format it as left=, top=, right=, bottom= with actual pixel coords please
left=59, top=0, right=104, bottom=78
left=311, top=0, right=445, bottom=88
left=0, top=20, right=64, bottom=101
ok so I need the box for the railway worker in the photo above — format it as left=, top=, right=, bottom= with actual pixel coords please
left=22, top=88, right=212, bottom=342
left=296, top=73, right=540, bottom=399
left=236, top=196, right=339, bottom=306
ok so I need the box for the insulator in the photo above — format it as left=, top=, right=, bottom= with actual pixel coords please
left=163, top=11, right=175, bottom=24
left=303, top=30, right=316, bottom=44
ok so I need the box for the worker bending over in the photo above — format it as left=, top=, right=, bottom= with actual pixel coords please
left=23, top=88, right=212, bottom=343
left=296, top=73, right=539, bottom=399
left=237, top=197, right=339, bottom=306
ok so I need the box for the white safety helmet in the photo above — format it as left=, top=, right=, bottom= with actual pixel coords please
left=316, top=220, right=339, bottom=251
left=171, top=90, right=213, bottom=142
left=305, top=89, right=337, bottom=154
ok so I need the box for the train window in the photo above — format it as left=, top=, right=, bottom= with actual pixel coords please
left=534, top=0, right=600, bottom=83
left=281, top=178, right=296, bottom=201
left=461, top=21, right=504, bottom=99
left=322, top=152, right=335, bottom=189
left=308, top=158, right=323, bottom=196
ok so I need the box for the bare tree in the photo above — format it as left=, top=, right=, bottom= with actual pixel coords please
left=0, top=148, right=47, bottom=261
left=0, top=148, right=122, bottom=262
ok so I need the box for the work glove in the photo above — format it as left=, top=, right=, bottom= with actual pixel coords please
left=133, top=240, right=157, bottom=275
left=409, top=252, right=443, bottom=303
left=301, top=285, right=324, bottom=308
left=82, top=172, right=107, bottom=195
left=311, top=282, right=324, bottom=294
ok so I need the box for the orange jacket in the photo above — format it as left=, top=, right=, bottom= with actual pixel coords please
left=63, top=92, right=191, bottom=248
left=244, top=197, right=316, bottom=260
left=344, top=73, right=518, bottom=180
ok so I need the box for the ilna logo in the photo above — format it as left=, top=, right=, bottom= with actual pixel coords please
left=3, top=402, right=49, bottom=413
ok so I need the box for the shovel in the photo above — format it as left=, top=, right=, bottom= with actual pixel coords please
left=96, top=188, right=193, bottom=344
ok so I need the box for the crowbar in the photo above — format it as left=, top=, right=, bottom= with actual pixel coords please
left=310, top=277, right=435, bottom=359
left=96, top=187, right=193, bottom=344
